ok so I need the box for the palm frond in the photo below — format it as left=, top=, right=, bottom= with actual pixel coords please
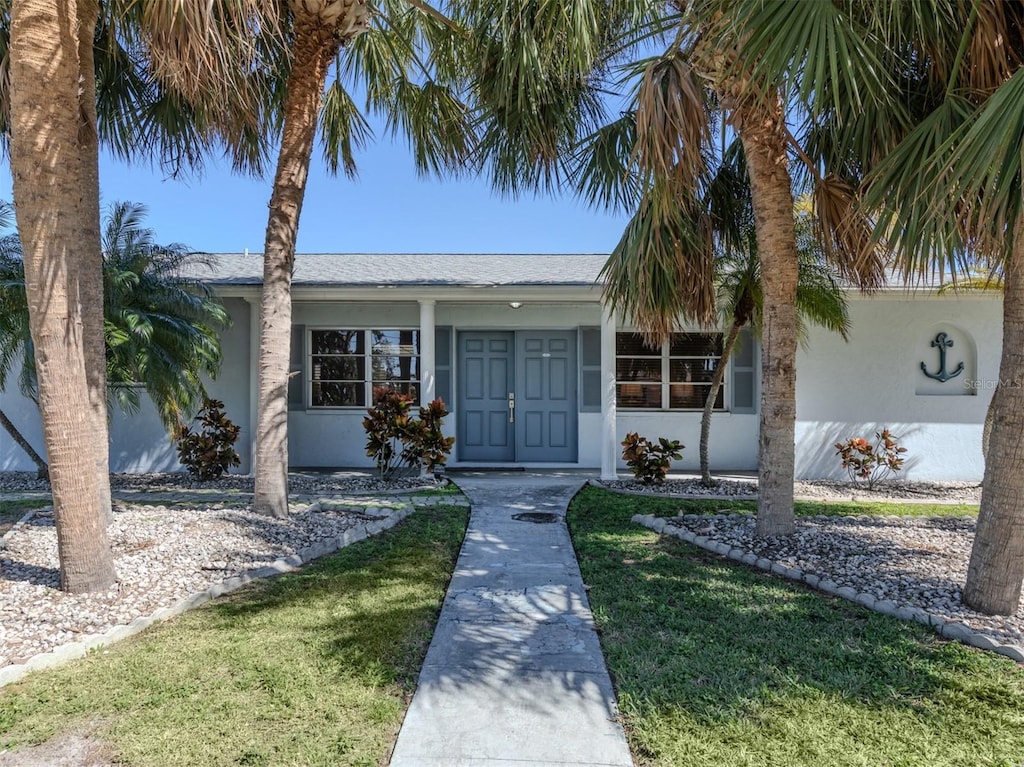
left=812, top=174, right=887, bottom=291
left=133, top=0, right=280, bottom=106
left=863, top=94, right=978, bottom=279
left=601, top=187, right=716, bottom=342
left=721, top=0, right=895, bottom=121
left=320, top=79, right=372, bottom=177
left=633, top=51, right=710, bottom=191
left=384, top=79, right=475, bottom=177
left=940, top=65, right=1024, bottom=243
left=569, top=112, right=643, bottom=212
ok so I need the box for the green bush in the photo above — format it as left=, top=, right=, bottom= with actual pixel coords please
left=363, top=388, right=455, bottom=480
left=834, top=428, right=907, bottom=489
left=621, top=432, right=683, bottom=484
left=175, top=398, right=241, bottom=480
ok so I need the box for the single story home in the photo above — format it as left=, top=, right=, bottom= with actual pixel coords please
left=0, top=253, right=999, bottom=481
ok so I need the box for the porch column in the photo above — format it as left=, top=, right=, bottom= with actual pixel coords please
left=601, top=303, right=618, bottom=480
left=419, top=299, right=436, bottom=405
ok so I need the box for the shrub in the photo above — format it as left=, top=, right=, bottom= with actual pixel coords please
left=175, top=398, right=241, bottom=480
left=363, top=388, right=455, bottom=480
left=834, top=429, right=907, bottom=489
left=621, top=432, right=684, bottom=484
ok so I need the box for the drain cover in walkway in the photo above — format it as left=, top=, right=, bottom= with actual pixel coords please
left=511, top=512, right=559, bottom=523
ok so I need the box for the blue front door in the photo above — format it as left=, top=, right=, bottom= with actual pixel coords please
left=458, top=330, right=578, bottom=462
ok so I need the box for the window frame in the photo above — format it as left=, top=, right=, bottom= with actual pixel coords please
left=307, top=327, right=421, bottom=409
left=615, top=331, right=727, bottom=411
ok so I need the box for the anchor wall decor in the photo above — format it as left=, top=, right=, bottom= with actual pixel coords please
left=920, top=331, right=965, bottom=382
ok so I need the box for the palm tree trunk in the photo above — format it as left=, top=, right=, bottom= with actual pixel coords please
left=700, top=320, right=743, bottom=485
left=9, top=0, right=116, bottom=592
left=76, top=0, right=113, bottom=524
left=736, top=99, right=799, bottom=538
left=252, top=18, right=341, bottom=517
left=0, top=407, right=48, bottom=480
left=963, top=231, right=1024, bottom=615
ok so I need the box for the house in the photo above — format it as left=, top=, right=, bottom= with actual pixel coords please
left=0, top=253, right=1000, bottom=481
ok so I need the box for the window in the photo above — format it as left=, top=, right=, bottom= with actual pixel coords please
left=616, top=331, right=724, bottom=410
left=310, top=329, right=419, bottom=407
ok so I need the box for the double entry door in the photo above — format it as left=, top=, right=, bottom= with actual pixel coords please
left=457, top=331, right=578, bottom=462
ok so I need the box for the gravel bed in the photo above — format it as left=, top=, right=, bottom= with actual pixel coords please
left=601, top=477, right=982, bottom=503
left=0, top=471, right=446, bottom=670
left=0, top=470, right=445, bottom=496
left=664, top=512, right=1023, bottom=649
left=0, top=503, right=377, bottom=667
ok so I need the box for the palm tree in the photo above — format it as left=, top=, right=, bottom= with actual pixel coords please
left=100, top=202, right=230, bottom=430
left=8, top=0, right=116, bottom=592
left=722, top=0, right=1024, bottom=614
left=467, top=1, right=885, bottom=536
left=232, top=1, right=475, bottom=517
left=697, top=191, right=850, bottom=486
left=848, top=1, right=1024, bottom=615
left=2, top=0, right=275, bottom=592
left=0, top=201, right=230, bottom=470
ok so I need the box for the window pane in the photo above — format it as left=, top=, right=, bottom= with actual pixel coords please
left=670, top=332, right=722, bottom=357
left=669, top=358, right=718, bottom=383
left=373, top=381, right=420, bottom=402
left=616, top=357, right=661, bottom=382
left=581, top=327, right=601, bottom=366
left=312, top=381, right=365, bottom=407
left=312, top=355, right=364, bottom=381
left=372, top=329, right=419, bottom=355
left=616, top=332, right=660, bottom=356
left=617, top=383, right=662, bottom=408
left=372, top=354, right=420, bottom=381
left=312, top=329, right=362, bottom=355
left=669, top=383, right=721, bottom=409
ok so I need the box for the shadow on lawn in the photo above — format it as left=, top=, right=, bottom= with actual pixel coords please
left=567, top=489, right=1018, bottom=727
left=202, top=505, right=468, bottom=692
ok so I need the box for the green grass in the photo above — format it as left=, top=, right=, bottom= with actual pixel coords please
left=606, top=489, right=978, bottom=518
left=0, top=498, right=51, bottom=533
left=568, top=486, right=1024, bottom=767
left=0, top=505, right=469, bottom=767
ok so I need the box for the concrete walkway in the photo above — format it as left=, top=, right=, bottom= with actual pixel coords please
left=389, top=472, right=633, bottom=767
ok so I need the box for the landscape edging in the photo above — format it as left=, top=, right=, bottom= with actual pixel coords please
left=631, top=513, right=1024, bottom=666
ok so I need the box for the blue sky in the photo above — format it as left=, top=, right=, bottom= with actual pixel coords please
left=3, top=132, right=633, bottom=256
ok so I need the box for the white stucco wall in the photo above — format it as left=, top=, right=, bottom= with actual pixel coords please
left=794, top=292, right=999, bottom=481
left=0, top=375, right=44, bottom=472
left=1, top=297, right=253, bottom=475
left=2, top=289, right=1001, bottom=481
left=287, top=300, right=606, bottom=468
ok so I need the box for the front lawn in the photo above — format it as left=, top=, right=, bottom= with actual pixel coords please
left=0, top=498, right=50, bottom=535
left=0, top=504, right=468, bottom=767
left=603, top=490, right=978, bottom=519
left=568, top=486, right=1024, bottom=767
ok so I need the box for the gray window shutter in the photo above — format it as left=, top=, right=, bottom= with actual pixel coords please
left=579, top=326, right=601, bottom=412
left=730, top=328, right=756, bottom=413
left=288, top=325, right=305, bottom=410
left=434, top=326, right=452, bottom=406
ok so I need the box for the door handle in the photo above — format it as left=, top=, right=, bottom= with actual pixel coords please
left=508, top=392, right=515, bottom=423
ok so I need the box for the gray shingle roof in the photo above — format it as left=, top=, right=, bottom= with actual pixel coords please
left=186, top=252, right=961, bottom=294
left=190, top=253, right=609, bottom=287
